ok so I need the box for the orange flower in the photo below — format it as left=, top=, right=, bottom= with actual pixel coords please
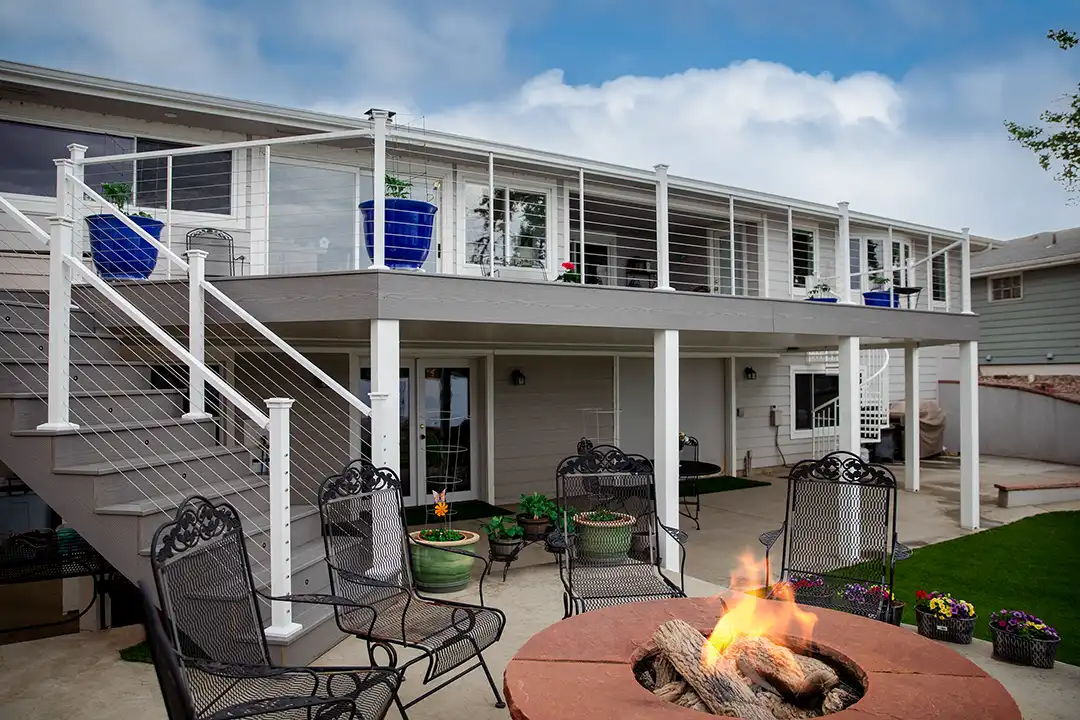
left=434, top=501, right=449, bottom=518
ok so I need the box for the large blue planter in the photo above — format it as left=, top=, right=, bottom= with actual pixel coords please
left=359, top=198, right=438, bottom=270
left=863, top=290, right=900, bottom=308
left=806, top=296, right=838, bottom=303
left=86, top=214, right=163, bottom=280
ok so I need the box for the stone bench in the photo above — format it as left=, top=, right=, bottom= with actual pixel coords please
left=995, top=480, right=1080, bottom=508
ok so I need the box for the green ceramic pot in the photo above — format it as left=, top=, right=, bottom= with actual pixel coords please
left=573, top=511, right=635, bottom=566
left=408, top=530, right=480, bottom=593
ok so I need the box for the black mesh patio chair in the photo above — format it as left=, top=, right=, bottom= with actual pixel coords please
left=678, top=435, right=702, bottom=530
left=552, top=444, right=687, bottom=617
left=317, top=460, right=508, bottom=715
left=149, top=497, right=400, bottom=720
left=758, top=451, right=912, bottom=622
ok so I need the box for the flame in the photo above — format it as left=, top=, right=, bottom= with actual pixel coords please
left=702, top=551, right=819, bottom=666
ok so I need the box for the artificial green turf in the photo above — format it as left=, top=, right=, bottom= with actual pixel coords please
left=693, top=475, right=770, bottom=494
left=888, top=511, right=1079, bottom=665
left=119, top=640, right=152, bottom=664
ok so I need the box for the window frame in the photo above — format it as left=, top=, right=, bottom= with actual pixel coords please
left=0, top=114, right=242, bottom=222
left=789, top=363, right=839, bottom=440
left=458, top=174, right=555, bottom=276
left=987, top=272, right=1023, bottom=303
left=790, top=225, right=818, bottom=295
left=930, top=251, right=950, bottom=309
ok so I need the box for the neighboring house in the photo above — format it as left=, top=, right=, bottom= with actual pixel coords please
left=0, top=60, right=987, bottom=659
left=969, top=227, right=1080, bottom=375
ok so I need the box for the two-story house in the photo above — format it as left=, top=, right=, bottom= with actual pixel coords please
left=0, top=59, right=988, bottom=661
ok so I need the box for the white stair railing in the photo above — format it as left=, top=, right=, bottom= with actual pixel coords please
left=810, top=348, right=891, bottom=456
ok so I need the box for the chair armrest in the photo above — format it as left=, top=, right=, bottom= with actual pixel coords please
left=758, top=525, right=785, bottom=552
left=658, top=522, right=688, bottom=595
left=892, top=538, right=913, bottom=564
left=659, top=523, right=688, bottom=545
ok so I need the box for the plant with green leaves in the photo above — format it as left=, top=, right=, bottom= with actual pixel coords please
left=384, top=174, right=412, bottom=199
left=100, top=182, right=152, bottom=218
left=807, top=280, right=833, bottom=299
left=1005, top=29, right=1080, bottom=195
left=481, top=515, right=524, bottom=541
left=518, top=492, right=556, bottom=521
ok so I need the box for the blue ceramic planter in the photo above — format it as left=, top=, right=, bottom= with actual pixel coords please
left=863, top=290, right=900, bottom=308
left=359, top=198, right=438, bottom=270
left=86, top=214, right=163, bottom=280
left=806, top=296, right=838, bottom=303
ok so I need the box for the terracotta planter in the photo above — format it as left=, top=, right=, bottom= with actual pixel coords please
left=516, top=514, right=551, bottom=542
left=408, top=530, right=480, bottom=593
left=573, top=512, right=635, bottom=566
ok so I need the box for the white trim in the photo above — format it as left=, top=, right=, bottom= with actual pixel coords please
left=987, top=272, right=1023, bottom=303
left=415, top=357, right=480, bottom=503
left=569, top=230, right=619, bottom=286
left=457, top=174, right=555, bottom=277
left=930, top=250, right=950, bottom=309
left=484, top=353, right=496, bottom=504
left=789, top=363, right=838, bottom=440
left=612, top=355, right=621, bottom=447
left=971, top=252, right=1080, bottom=277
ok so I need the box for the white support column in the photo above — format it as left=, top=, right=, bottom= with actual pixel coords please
left=370, top=319, right=401, bottom=476
left=182, top=250, right=212, bottom=420
left=837, top=336, right=861, bottom=453
left=484, top=353, right=496, bottom=504
left=39, top=158, right=78, bottom=431
left=724, top=359, right=738, bottom=476
left=367, top=109, right=390, bottom=270
left=264, top=398, right=302, bottom=641
left=654, top=165, right=672, bottom=291
left=653, top=329, right=679, bottom=571
left=904, top=345, right=921, bottom=492
left=837, top=202, right=852, bottom=304
left=959, top=340, right=980, bottom=529
left=960, top=227, right=973, bottom=314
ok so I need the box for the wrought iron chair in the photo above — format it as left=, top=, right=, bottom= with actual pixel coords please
left=317, top=460, right=508, bottom=715
left=553, top=444, right=687, bottom=617
left=678, top=434, right=702, bottom=530
left=758, top=451, right=912, bottom=622
left=149, top=497, right=400, bottom=720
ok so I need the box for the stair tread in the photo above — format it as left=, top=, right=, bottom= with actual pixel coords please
left=96, top=475, right=269, bottom=515
left=54, top=445, right=245, bottom=475
left=251, top=536, right=328, bottom=589
left=12, top=415, right=215, bottom=437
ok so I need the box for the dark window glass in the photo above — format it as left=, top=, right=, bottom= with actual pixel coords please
left=792, top=229, right=814, bottom=287
left=135, top=138, right=232, bottom=214
left=0, top=119, right=132, bottom=196
left=794, top=373, right=840, bottom=431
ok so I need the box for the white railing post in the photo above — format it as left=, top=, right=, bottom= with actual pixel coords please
left=367, top=109, right=390, bottom=270
left=183, top=250, right=211, bottom=420
left=960, top=227, right=972, bottom=314
left=577, top=167, right=585, bottom=284
left=67, top=144, right=88, bottom=276
left=39, top=158, right=79, bottom=431
left=837, top=201, right=852, bottom=304
left=264, top=397, right=302, bottom=640
left=654, top=164, right=671, bottom=291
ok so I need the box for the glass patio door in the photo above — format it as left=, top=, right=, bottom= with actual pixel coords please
left=415, top=360, right=476, bottom=504
left=356, top=364, right=413, bottom=502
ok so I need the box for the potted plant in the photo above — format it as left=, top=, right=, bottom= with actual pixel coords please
left=862, top=271, right=900, bottom=308
left=544, top=508, right=576, bottom=554
left=481, top=515, right=524, bottom=563
left=805, top=280, right=837, bottom=303
left=517, top=492, right=556, bottom=541
left=408, top=490, right=480, bottom=593
left=771, top=573, right=831, bottom=603
left=989, top=609, right=1061, bottom=669
left=915, top=590, right=977, bottom=643
left=573, top=508, right=636, bottom=565
left=555, top=261, right=581, bottom=283
left=85, top=182, right=163, bottom=280
left=841, top=582, right=904, bottom=625
left=360, top=174, right=438, bottom=270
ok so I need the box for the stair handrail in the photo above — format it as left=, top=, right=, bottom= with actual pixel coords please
left=66, top=171, right=371, bottom=419
left=810, top=347, right=893, bottom=453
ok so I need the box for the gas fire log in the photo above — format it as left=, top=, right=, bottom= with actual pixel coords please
left=725, top=636, right=839, bottom=703
left=651, top=620, right=776, bottom=720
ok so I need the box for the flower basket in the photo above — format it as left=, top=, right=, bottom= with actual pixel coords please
left=916, top=608, right=977, bottom=644
left=990, top=627, right=1059, bottom=669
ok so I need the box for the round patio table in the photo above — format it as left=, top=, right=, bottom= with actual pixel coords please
left=677, top=459, right=721, bottom=530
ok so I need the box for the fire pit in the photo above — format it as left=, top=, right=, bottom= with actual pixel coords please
left=504, top=595, right=1023, bottom=720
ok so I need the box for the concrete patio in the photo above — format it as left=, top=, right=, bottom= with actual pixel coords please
left=1, top=456, right=1078, bottom=719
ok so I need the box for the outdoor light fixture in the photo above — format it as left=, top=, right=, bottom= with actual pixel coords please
left=510, top=369, right=527, bottom=386
left=743, top=366, right=757, bottom=381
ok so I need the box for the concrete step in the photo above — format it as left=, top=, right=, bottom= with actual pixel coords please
left=0, top=358, right=152, bottom=394
left=0, top=300, right=97, bottom=334
left=4, top=388, right=186, bottom=429
left=0, top=328, right=123, bottom=362
left=13, top=416, right=220, bottom=466
left=54, top=445, right=256, bottom=507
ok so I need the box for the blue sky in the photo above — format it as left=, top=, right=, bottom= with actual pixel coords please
left=1, top=0, right=1079, bottom=237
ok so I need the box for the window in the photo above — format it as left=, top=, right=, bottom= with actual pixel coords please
left=464, top=182, right=548, bottom=268
left=931, top=253, right=948, bottom=304
left=791, top=229, right=815, bottom=288
left=989, top=273, right=1022, bottom=302
left=852, top=237, right=911, bottom=290
left=0, top=119, right=232, bottom=215
left=792, top=370, right=839, bottom=433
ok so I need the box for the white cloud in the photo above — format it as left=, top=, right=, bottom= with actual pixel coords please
left=1, top=0, right=1076, bottom=238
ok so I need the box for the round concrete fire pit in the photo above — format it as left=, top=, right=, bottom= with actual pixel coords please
left=504, top=596, right=1022, bottom=720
